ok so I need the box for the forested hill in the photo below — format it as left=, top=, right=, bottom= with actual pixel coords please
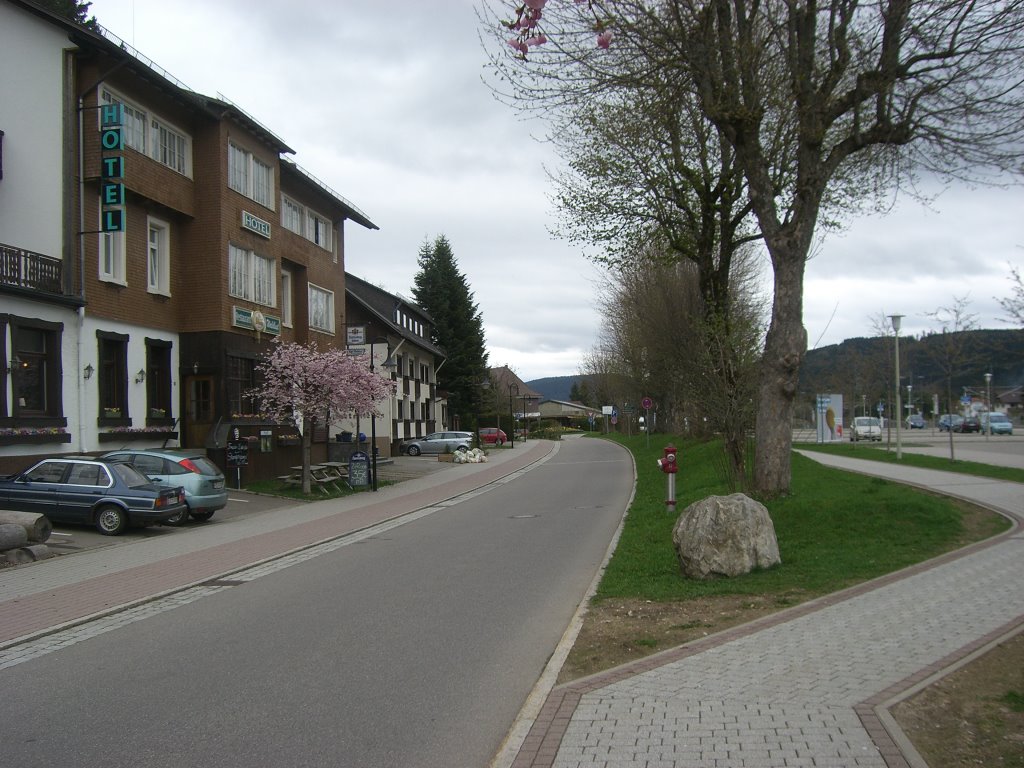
left=800, top=328, right=1023, bottom=399
left=526, top=376, right=578, bottom=402
left=526, top=328, right=1023, bottom=406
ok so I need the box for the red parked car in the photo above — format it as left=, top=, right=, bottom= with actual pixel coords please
left=478, top=428, right=508, bottom=446
left=953, top=416, right=981, bottom=433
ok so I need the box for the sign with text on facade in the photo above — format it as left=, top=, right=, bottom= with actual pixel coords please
left=232, top=306, right=281, bottom=335
left=99, top=103, right=125, bottom=233
left=346, top=325, right=366, bottom=345
left=242, top=210, right=271, bottom=239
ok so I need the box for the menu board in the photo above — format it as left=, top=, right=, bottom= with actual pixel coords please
left=226, top=441, right=249, bottom=467
left=348, top=451, right=370, bottom=487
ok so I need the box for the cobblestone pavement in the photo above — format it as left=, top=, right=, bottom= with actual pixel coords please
left=506, top=452, right=1024, bottom=768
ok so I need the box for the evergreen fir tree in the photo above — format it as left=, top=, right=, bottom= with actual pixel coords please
left=35, top=0, right=98, bottom=28
left=412, top=235, right=489, bottom=429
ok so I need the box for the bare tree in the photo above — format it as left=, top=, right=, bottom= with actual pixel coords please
left=924, top=296, right=979, bottom=461
left=485, top=0, right=1024, bottom=494
left=998, top=262, right=1024, bottom=327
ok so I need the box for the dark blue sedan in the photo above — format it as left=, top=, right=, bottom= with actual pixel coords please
left=0, top=456, right=186, bottom=535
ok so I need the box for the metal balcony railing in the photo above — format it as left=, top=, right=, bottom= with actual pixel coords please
left=0, top=244, right=64, bottom=296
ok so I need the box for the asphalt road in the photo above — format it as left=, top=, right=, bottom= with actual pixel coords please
left=0, top=438, right=633, bottom=768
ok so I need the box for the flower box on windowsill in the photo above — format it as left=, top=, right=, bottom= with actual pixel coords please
left=98, top=431, right=178, bottom=443
left=277, top=435, right=301, bottom=446
left=0, top=433, right=73, bottom=446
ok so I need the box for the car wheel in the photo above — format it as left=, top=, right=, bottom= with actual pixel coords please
left=495, top=439, right=504, bottom=446
left=95, top=505, right=127, bottom=536
left=190, top=510, right=215, bottom=521
left=164, top=504, right=190, bottom=527
left=407, top=445, right=421, bottom=456
left=456, top=445, right=469, bottom=452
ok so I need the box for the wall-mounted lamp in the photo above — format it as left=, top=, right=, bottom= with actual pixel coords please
left=193, top=362, right=199, bottom=375
left=135, top=368, right=146, bottom=384
left=83, top=363, right=95, bottom=380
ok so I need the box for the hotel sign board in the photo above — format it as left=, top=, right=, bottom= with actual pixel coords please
left=242, top=211, right=271, bottom=239
left=100, top=104, right=125, bottom=232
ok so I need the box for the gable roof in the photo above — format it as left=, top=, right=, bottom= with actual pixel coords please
left=345, top=273, right=446, bottom=358
left=488, top=365, right=543, bottom=400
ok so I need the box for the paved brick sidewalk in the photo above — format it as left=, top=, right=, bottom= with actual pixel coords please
left=508, top=453, right=1024, bottom=768
left=0, top=441, right=555, bottom=648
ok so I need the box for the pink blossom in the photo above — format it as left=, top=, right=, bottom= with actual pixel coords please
left=526, top=34, right=548, bottom=47
left=524, top=0, right=547, bottom=9
left=506, top=38, right=529, bottom=55
left=597, top=30, right=613, bottom=49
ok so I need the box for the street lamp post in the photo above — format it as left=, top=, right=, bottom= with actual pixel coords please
left=508, top=382, right=519, bottom=448
left=368, top=337, right=395, bottom=491
left=984, top=372, right=993, bottom=440
left=889, top=314, right=904, bottom=460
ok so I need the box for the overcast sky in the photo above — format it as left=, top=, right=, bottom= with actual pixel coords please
left=89, top=0, right=1022, bottom=381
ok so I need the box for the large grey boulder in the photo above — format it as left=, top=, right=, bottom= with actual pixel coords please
left=672, top=493, right=781, bottom=580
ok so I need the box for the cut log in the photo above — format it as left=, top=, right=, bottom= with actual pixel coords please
left=0, top=523, right=29, bottom=550
left=22, top=544, right=53, bottom=561
left=0, top=510, right=53, bottom=542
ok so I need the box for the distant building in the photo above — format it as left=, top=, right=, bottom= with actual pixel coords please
left=340, top=274, right=448, bottom=456
left=538, top=398, right=602, bottom=426
left=488, top=366, right=542, bottom=435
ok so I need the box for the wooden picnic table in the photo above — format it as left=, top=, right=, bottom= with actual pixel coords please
left=279, top=464, right=343, bottom=494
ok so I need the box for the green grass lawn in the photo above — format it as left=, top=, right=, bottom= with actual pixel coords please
left=594, top=435, right=1011, bottom=602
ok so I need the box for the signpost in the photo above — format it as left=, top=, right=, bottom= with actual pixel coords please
left=641, top=397, right=654, bottom=447
left=226, top=436, right=248, bottom=489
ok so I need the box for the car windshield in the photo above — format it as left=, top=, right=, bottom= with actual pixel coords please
left=990, top=414, right=1009, bottom=423
left=110, top=461, right=152, bottom=488
left=855, top=417, right=880, bottom=427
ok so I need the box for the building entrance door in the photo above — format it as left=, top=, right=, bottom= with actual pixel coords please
left=185, top=376, right=214, bottom=448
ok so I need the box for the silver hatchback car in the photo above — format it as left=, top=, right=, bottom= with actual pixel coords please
left=102, top=448, right=228, bottom=525
left=399, top=431, right=473, bottom=456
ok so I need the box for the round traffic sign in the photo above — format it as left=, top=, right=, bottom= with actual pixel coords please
left=641, top=397, right=653, bottom=410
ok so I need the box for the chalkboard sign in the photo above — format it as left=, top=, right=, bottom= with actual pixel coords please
left=347, top=451, right=370, bottom=488
left=226, top=441, right=249, bottom=467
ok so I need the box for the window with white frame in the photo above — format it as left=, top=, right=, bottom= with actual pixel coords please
left=307, top=210, right=332, bottom=251
left=228, top=244, right=275, bottom=307
left=229, top=141, right=274, bottom=209
left=100, top=87, right=192, bottom=177
left=99, top=228, right=126, bottom=285
left=280, top=268, right=293, bottom=327
left=146, top=217, right=170, bottom=295
left=253, top=253, right=274, bottom=306
left=282, top=197, right=303, bottom=235
left=152, top=118, right=189, bottom=175
left=308, top=284, right=334, bottom=333
left=281, top=194, right=334, bottom=253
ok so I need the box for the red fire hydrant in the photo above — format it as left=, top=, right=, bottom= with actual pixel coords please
left=657, top=444, right=678, bottom=513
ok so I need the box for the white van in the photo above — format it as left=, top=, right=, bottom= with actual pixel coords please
left=850, top=416, right=882, bottom=441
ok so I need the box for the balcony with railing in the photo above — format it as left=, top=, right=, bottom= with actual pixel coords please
left=0, top=243, right=65, bottom=297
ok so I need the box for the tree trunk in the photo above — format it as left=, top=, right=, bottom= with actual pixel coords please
left=754, top=248, right=808, bottom=496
